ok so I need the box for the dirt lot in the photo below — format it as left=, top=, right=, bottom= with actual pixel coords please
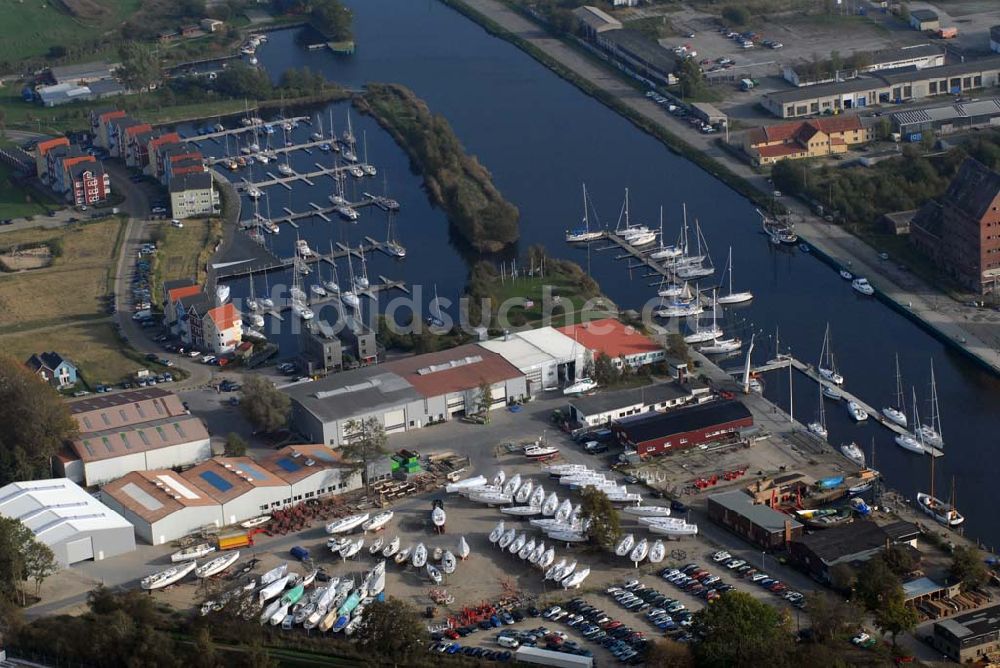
left=0, top=246, right=53, bottom=271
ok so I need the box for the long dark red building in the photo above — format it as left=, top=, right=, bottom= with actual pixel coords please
left=613, top=400, right=753, bottom=457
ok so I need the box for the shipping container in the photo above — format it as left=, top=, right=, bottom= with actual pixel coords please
left=218, top=533, right=252, bottom=550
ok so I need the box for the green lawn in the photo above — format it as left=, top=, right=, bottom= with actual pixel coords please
left=0, top=164, right=51, bottom=220
left=490, top=273, right=614, bottom=326
left=0, top=0, right=141, bottom=63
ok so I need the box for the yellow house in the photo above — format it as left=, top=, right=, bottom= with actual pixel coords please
left=743, top=117, right=872, bottom=166
left=203, top=303, right=242, bottom=355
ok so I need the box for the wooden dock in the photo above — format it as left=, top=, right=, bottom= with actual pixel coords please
left=216, top=237, right=402, bottom=281
left=269, top=275, right=409, bottom=318
left=240, top=197, right=379, bottom=230
left=746, top=356, right=944, bottom=457
left=182, top=116, right=311, bottom=143
left=241, top=163, right=376, bottom=190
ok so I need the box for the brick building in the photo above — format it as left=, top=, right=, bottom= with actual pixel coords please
left=742, top=116, right=872, bottom=165
left=910, top=157, right=1000, bottom=294
left=612, top=400, right=753, bottom=457
left=68, top=162, right=111, bottom=206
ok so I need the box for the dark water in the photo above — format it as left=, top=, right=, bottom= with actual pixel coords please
left=185, top=0, right=1000, bottom=546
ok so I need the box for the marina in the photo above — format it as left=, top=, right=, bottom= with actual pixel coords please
left=214, top=235, right=409, bottom=282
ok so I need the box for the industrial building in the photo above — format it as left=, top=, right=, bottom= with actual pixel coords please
left=762, top=55, right=1000, bottom=118
left=287, top=346, right=527, bottom=446
left=612, top=400, right=753, bottom=457
left=558, top=318, right=665, bottom=370
left=58, top=388, right=212, bottom=486
left=930, top=604, right=1000, bottom=662
left=909, top=9, right=939, bottom=31
left=788, top=519, right=920, bottom=583
left=707, top=489, right=803, bottom=550
left=102, top=445, right=361, bottom=544
left=568, top=382, right=692, bottom=428
left=479, top=327, right=586, bottom=395
left=782, top=44, right=944, bottom=87
left=891, top=97, right=1000, bottom=140
left=0, top=479, right=135, bottom=566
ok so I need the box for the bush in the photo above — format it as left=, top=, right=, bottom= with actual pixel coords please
left=722, top=6, right=751, bottom=26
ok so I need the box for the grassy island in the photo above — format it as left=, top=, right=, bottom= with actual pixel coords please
left=355, top=83, right=520, bottom=253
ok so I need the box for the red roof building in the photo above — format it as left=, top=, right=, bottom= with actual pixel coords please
left=558, top=318, right=665, bottom=368
left=34, top=136, right=70, bottom=178
left=742, top=116, right=873, bottom=165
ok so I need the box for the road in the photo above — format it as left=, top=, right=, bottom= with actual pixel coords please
left=456, top=0, right=1000, bottom=375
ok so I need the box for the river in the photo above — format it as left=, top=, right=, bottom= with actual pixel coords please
left=188, top=0, right=999, bottom=547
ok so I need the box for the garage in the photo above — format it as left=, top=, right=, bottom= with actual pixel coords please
left=65, top=537, right=94, bottom=564
left=383, top=409, right=406, bottom=434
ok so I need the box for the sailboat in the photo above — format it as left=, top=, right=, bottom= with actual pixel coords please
left=277, top=131, right=294, bottom=176
left=674, top=221, right=714, bottom=279
left=342, top=111, right=358, bottom=162
left=341, top=252, right=360, bottom=309
left=716, top=246, right=753, bottom=305
left=354, top=247, right=369, bottom=291
left=882, top=354, right=908, bottom=427
left=818, top=324, right=844, bottom=385
left=917, top=449, right=964, bottom=526
left=683, top=290, right=724, bottom=344
left=324, top=243, right=340, bottom=293
left=615, top=189, right=656, bottom=245
left=260, top=271, right=274, bottom=309
left=807, top=355, right=828, bottom=440
left=342, top=109, right=356, bottom=145
left=311, top=114, right=324, bottom=141
left=839, top=442, right=865, bottom=467
left=385, top=212, right=406, bottom=257
left=698, top=336, right=741, bottom=355
left=246, top=269, right=259, bottom=311
left=566, top=183, right=604, bottom=242
left=361, top=132, right=376, bottom=176
left=895, top=388, right=928, bottom=454
left=917, top=360, right=944, bottom=448
left=426, top=284, right=445, bottom=328
left=649, top=206, right=682, bottom=259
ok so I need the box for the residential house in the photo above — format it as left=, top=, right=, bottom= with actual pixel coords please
left=91, top=109, right=126, bottom=149
left=162, top=278, right=200, bottom=324
left=68, top=162, right=111, bottom=206
left=120, top=122, right=153, bottom=164
left=24, top=351, right=78, bottom=388
left=34, top=137, right=70, bottom=179
left=146, top=132, right=181, bottom=176
left=163, top=150, right=205, bottom=184
left=174, top=291, right=212, bottom=347
left=742, top=116, right=872, bottom=165
left=203, top=303, right=243, bottom=354
left=126, top=129, right=155, bottom=170
left=169, top=172, right=217, bottom=219
left=201, top=18, right=224, bottom=32
left=46, top=145, right=94, bottom=194
left=910, top=157, right=1000, bottom=294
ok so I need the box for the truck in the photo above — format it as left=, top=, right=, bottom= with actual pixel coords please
left=290, top=545, right=310, bottom=561
left=216, top=528, right=263, bottom=551
left=514, top=646, right=593, bottom=668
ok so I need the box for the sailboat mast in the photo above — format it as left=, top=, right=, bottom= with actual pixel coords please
left=582, top=183, right=589, bottom=231
left=895, top=353, right=905, bottom=412
left=727, top=247, right=734, bottom=295
left=930, top=360, right=942, bottom=438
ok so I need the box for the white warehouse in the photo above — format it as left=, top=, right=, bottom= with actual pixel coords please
left=0, top=479, right=135, bottom=566
left=479, top=327, right=588, bottom=395
left=58, top=388, right=212, bottom=486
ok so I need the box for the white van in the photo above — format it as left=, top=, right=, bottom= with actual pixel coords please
left=497, top=636, right=519, bottom=649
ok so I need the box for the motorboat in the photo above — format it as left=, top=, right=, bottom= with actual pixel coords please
left=381, top=536, right=400, bottom=558
left=508, top=533, right=527, bottom=555
left=141, top=560, right=197, bottom=590
left=622, top=505, right=671, bottom=518
left=457, top=536, right=470, bottom=560
left=501, top=505, right=543, bottom=516
left=258, top=575, right=290, bottom=603
left=840, top=442, right=866, bottom=467
left=497, top=528, right=517, bottom=550
left=488, top=521, right=505, bottom=543
left=412, top=543, right=428, bottom=568
left=852, top=277, right=875, bottom=296
left=362, top=511, right=393, bottom=532
left=847, top=401, right=869, bottom=422
left=393, top=548, right=411, bottom=565
left=445, top=475, right=487, bottom=493
left=171, top=543, right=215, bottom=563
left=698, top=337, right=741, bottom=354
left=629, top=538, right=649, bottom=563
left=562, top=378, right=597, bottom=395
left=514, top=479, right=534, bottom=504
left=917, top=492, right=964, bottom=527
left=469, top=491, right=512, bottom=505
left=195, top=551, right=240, bottom=578
left=615, top=534, right=635, bottom=557
left=431, top=505, right=446, bottom=529
left=839, top=269, right=853, bottom=280
left=426, top=564, right=443, bottom=584
left=441, top=551, right=457, bottom=574
left=648, top=540, right=666, bottom=564
left=561, top=567, right=591, bottom=589
left=326, top=513, right=370, bottom=534
left=524, top=445, right=559, bottom=459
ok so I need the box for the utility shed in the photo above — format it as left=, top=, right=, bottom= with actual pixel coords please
left=691, top=102, right=727, bottom=126
left=707, top=489, right=803, bottom=549
left=0, top=478, right=135, bottom=565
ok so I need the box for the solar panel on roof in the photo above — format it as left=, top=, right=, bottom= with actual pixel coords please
left=309, top=450, right=335, bottom=462
left=276, top=458, right=301, bottom=472
left=234, top=463, right=268, bottom=480
left=199, top=470, right=233, bottom=492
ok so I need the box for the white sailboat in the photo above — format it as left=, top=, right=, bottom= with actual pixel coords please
left=896, top=387, right=929, bottom=454
left=882, top=354, right=908, bottom=427
left=171, top=543, right=215, bottom=563
left=808, top=347, right=828, bottom=440
left=566, top=183, right=604, bottom=242
left=354, top=247, right=370, bottom=291
left=341, top=252, right=360, bottom=309
left=615, top=188, right=654, bottom=243
left=385, top=212, right=406, bottom=257
left=246, top=269, right=259, bottom=311
left=426, top=283, right=445, bottom=328
left=562, top=377, right=597, bottom=395
left=918, top=360, right=944, bottom=448
left=674, top=220, right=714, bottom=279
left=683, top=290, right=724, bottom=344
left=195, top=551, right=240, bottom=578
left=614, top=534, right=635, bottom=557
left=141, top=560, right=197, bottom=590
left=361, top=131, right=376, bottom=176
left=698, top=337, right=741, bottom=354
left=716, top=246, right=753, bottom=304
left=818, top=323, right=844, bottom=385
left=917, top=453, right=963, bottom=526
left=840, top=441, right=866, bottom=467
left=649, top=206, right=682, bottom=259
left=622, top=505, right=671, bottom=518
left=326, top=512, right=370, bottom=534
left=846, top=400, right=869, bottom=422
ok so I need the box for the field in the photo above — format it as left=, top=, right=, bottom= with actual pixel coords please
left=487, top=267, right=615, bottom=327
left=0, top=321, right=147, bottom=384
left=0, top=165, right=53, bottom=220
left=0, top=217, right=123, bottom=332
left=151, top=217, right=222, bottom=306
left=0, top=0, right=141, bottom=63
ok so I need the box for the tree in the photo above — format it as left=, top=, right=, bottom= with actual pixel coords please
left=0, top=517, right=32, bottom=605
left=677, top=57, right=703, bottom=99
left=692, top=591, right=793, bottom=668
left=224, top=432, right=247, bottom=457
left=239, top=376, right=290, bottom=433
left=0, top=356, right=78, bottom=487
left=854, top=555, right=917, bottom=646
left=477, top=380, right=493, bottom=422
left=804, top=592, right=860, bottom=644
left=592, top=352, right=620, bottom=387
left=883, top=544, right=917, bottom=576
left=23, top=540, right=56, bottom=599
left=645, top=638, right=695, bottom=668
left=665, top=333, right=691, bottom=369
left=829, top=49, right=843, bottom=75
left=950, top=545, right=989, bottom=591
left=311, top=0, right=353, bottom=41
left=354, top=597, right=425, bottom=661
left=340, top=417, right=388, bottom=493
left=190, top=626, right=219, bottom=668
left=580, top=487, right=620, bottom=551
left=828, top=562, right=857, bottom=594
left=771, top=159, right=810, bottom=197
left=243, top=640, right=277, bottom=668
left=898, top=3, right=910, bottom=22
left=721, top=5, right=751, bottom=26
left=874, top=594, right=918, bottom=646
left=118, top=41, right=160, bottom=92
